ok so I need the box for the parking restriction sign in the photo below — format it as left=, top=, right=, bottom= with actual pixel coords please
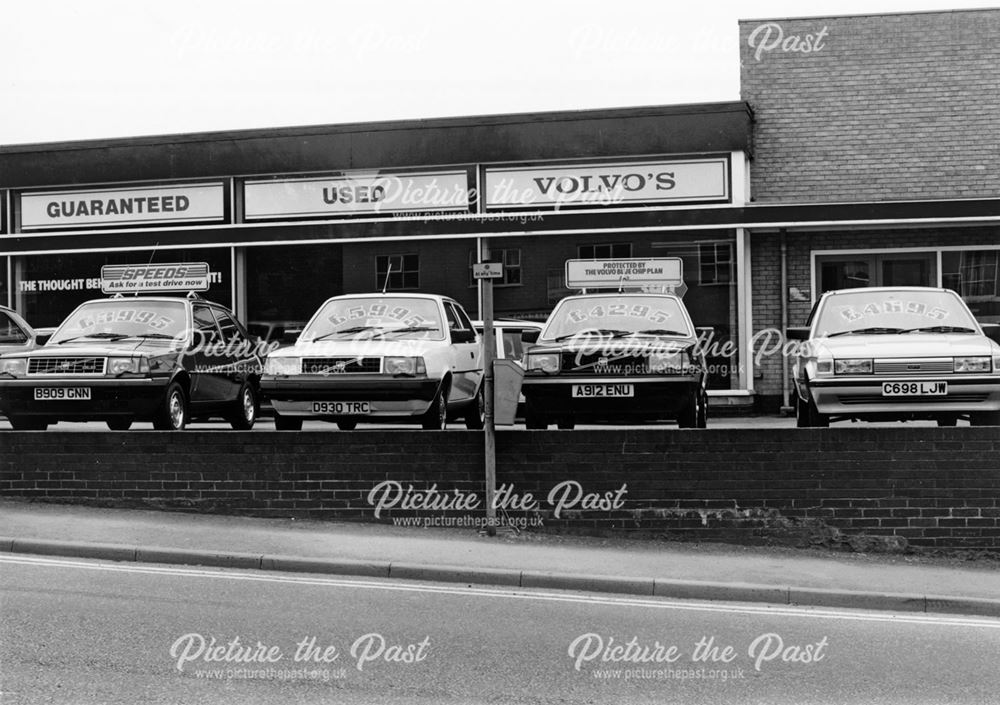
left=473, top=262, right=504, bottom=280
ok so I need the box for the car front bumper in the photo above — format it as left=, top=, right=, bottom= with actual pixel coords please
left=805, top=375, right=1000, bottom=415
left=0, top=377, right=170, bottom=420
left=261, top=375, right=442, bottom=417
left=521, top=375, right=702, bottom=420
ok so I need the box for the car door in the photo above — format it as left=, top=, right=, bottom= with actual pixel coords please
left=210, top=306, right=259, bottom=400
left=444, top=301, right=482, bottom=402
left=190, top=303, right=230, bottom=404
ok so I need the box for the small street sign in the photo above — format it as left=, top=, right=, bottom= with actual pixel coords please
left=473, top=262, right=504, bottom=280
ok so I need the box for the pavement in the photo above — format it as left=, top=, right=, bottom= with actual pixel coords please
left=2, top=499, right=1000, bottom=618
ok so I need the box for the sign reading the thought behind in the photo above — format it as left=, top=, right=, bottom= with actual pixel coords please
left=485, top=158, right=730, bottom=210
left=20, top=183, right=226, bottom=230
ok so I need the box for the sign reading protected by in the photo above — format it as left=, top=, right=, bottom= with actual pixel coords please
left=20, top=183, right=226, bottom=230
left=100, top=263, right=211, bottom=293
left=565, top=258, right=684, bottom=289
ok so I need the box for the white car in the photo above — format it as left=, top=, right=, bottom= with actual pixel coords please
left=261, top=293, right=484, bottom=430
left=789, top=287, right=1000, bottom=427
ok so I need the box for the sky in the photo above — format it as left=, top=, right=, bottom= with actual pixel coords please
left=2, top=0, right=997, bottom=145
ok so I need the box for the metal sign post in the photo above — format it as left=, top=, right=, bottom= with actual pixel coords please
left=473, top=254, right=504, bottom=536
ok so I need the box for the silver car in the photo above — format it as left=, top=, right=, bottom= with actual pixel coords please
left=788, top=287, right=1000, bottom=427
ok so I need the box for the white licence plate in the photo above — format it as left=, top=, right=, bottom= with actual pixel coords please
left=34, top=387, right=92, bottom=401
left=881, top=381, right=948, bottom=397
left=311, top=401, right=371, bottom=414
left=572, top=384, right=634, bottom=398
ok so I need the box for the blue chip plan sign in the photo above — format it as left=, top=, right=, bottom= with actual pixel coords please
left=564, top=258, right=683, bottom=290
left=100, top=263, right=212, bottom=293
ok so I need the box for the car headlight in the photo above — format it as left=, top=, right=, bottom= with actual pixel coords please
left=834, top=359, right=873, bottom=375
left=815, top=359, right=833, bottom=375
left=954, top=356, right=992, bottom=373
left=649, top=351, right=683, bottom=374
left=263, top=357, right=301, bottom=375
left=0, top=358, right=27, bottom=376
left=108, top=357, right=149, bottom=375
left=384, top=356, right=426, bottom=376
left=526, top=353, right=561, bottom=373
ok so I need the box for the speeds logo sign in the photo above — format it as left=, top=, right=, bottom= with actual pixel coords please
left=100, top=263, right=211, bottom=293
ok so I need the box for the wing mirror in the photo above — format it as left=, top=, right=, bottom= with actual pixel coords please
left=785, top=327, right=811, bottom=341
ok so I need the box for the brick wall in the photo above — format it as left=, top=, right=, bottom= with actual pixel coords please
left=3, top=429, right=1000, bottom=550
left=740, top=10, right=1000, bottom=203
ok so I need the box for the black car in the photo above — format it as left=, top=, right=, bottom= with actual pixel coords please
left=521, top=293, right=708, bottom=429
left=0, top=295, right=261, bottom=430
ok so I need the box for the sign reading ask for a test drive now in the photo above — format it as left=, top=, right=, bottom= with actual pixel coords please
left=100, top=263, right=211, bottom=293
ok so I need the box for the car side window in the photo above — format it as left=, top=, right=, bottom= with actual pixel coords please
left=192, top=304, right=222, bottom=345
left=451, top=303, right=475, bottom=331
left=444, top=303, right=465, bottom=331
left=211, top=308, right=243, bottom=344
left=0, top=312, right=29, bottom=345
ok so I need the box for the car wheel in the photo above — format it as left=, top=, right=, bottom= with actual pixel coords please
left=797, top=390, right=828, bottom=428
left=936, top=416, right=958, bottom=427
left=556, top=417, right=576, bottom=430
left=695, top=390, right=708, bottom=428
left=8, top=416, right=48, bottom=431
left=274, top=413, right=303, bottom=431
left=678, top=389, right=705, bottom=429
left=795, top=395, right=810, bottom=428
left=106, top=418, right=133, bottom=431
left=971, top=411, right=1000, bottom=426
left=464, top=385, right=485, bottom=430
left=524, top=404, right=547, bottom=430
left=152, top=382, right=187, bottom=430
left=422, top=383, right=449, bottom=430
left=228, top=382, right=258, bottom=430
left=337, top=420, right=357, bottom=431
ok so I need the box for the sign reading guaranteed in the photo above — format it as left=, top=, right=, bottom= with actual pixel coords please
left=20, top=183, right=226, bottom=230
left=244, top=170, right=471, bottom=219
left=485, top=157, right=729, bottom=210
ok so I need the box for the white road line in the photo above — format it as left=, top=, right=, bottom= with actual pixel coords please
left=3, top=554, right=999, bottom=629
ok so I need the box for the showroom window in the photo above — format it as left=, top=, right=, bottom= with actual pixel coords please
left=376, top=254, right=419, bottom=290
left=578, top=243, right=632, bottom=259
left=699, top=243, right=733, bottom=285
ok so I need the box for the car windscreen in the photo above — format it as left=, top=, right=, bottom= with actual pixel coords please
left=303, top=298, right=446, bottom=341
left=541, top=296, right=692, bottom=341
left=813, top=289, right=979, bottom=336
left=49, top=301, right=188, bottom=344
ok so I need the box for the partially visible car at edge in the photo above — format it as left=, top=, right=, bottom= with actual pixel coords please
left=788, top=286, right=1000, bottom=427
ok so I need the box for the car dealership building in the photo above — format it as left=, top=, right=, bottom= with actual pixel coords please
left=1, top=8, right=998, bottom=411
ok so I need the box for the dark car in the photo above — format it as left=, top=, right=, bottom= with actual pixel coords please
left=521, top=292, right=708, bottom=429
left=0, top=295, right=261, bottom=431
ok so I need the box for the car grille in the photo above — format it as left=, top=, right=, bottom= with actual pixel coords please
left=838, top=393, right=989, bottom=405
left=562, top=352, right=653, bottom=376
left=28, top=356, right=107, bottom=375
left=873, top=358, right=953, bottom=375
left=301, top=357, right=381, bottom=374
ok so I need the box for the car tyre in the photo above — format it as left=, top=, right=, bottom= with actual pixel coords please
left=936, top=416, right=958, bottom=427
left=556, top=417, right=576, bottom=430
left=524, top=403, right=547, bottom=430
left=228, top=382, right=259, bottom=430
left=274, top=413, right=303, bottom=431
left=971, top=411, right=1000, bottom=427
left=678, top=389, right=706, bottom=429
left=464, top=385, right=485, bottom=430
left=796, top=390, right=829, bottom=428
left=106, top=418, right=133, bottom=431
left=337, top=420, right=357, bottom=431
left=152, top=382, right=187, bottom=430
left=422, top=383, right=449, bottom=430
left=8, top=416, right=48, bottom=431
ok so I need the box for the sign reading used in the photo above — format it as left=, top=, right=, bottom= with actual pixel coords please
left=565, top=258, right=684, bottom=289
left=100, top=263, right=211, bottom=293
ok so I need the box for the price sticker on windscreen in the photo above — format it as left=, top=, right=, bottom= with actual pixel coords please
left=101, top=263, right=211, bottom=293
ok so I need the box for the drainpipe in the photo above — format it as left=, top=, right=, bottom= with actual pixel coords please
left=780, top=229, right=793, bottom=415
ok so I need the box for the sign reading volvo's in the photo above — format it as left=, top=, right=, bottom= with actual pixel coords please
left=485, top=158, right=730, bottom=210
left=100, top=263, right=211, bottom=293
left=20, top=183, right=226, bottom=230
